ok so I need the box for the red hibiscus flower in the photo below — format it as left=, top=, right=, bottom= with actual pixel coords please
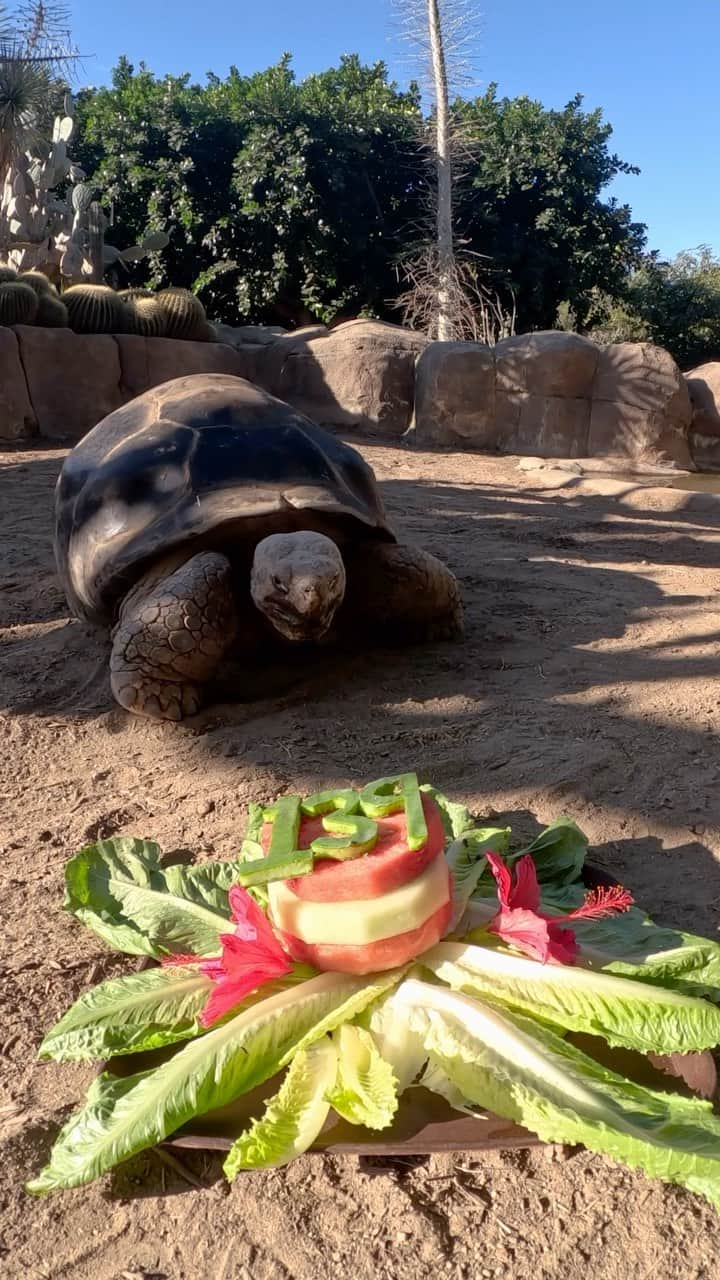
left=163, top=885, right=292, bottom=1026
left=486, top=851, right=634, bottom=965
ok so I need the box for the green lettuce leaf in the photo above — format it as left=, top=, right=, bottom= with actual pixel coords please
left=419, top=1057, right=481, bottom=1115
left=27, top=968, right=402, bottom=1194
left=420, top=786, right=474, bottom=839
left=394, top=978, right=720, bottom=1210
left=363, top=988, right=428, bottom=1093
left=38, top=965, right=214, bottom=1062
left=512, top=818, right=588, bottom=886
left=447, top=827, right=511, bottom=927
left=459, top=819, right=588, bottom=905
left=422, top=941, right=720, bottom=1054
left=223, top=1036, right=338, bottom=1176
left=327, top=1024, right=398, bottom=1130
left=64, top=838, right=238, bottom=958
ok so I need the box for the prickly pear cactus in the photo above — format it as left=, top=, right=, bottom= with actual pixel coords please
left=63, top=285, right=132, bottom=335
left=156, top=288, right=210, bottom=340
left=1, top=89, right=169, bottom=287
left=0, top=281, right=39, bottom=326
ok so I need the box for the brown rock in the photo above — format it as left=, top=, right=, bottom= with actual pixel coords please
left=689, top=429, right=720, bottom=470
left=410, top=331, right=693, bottom=467
left=413, top=342, right=495, bottom=445
left=114, top=335, right=256, bottom=401
left=15, top=326, right=123, bottom=442
left=495, top=330, right=598, bottom=397
left=0, top=326, right=37, bottom=440
left=260, top=319, right=426, bottom=436
left=590, top=343, right=693, bottom=467
left=685, top=362, right=720, bottom=438
left=213, top=323, right=288, bottom=347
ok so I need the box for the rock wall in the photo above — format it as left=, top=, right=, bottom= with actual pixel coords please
left=413, top=332, right=694, bottom=469
left=685, top=362, right=720, bottom=470
left=0, top=319, right=708, bottom=473
left=0, top=326, right=255, bottom=442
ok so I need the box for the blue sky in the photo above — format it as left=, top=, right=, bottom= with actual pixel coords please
left=69, top=0, right=719, bottom=259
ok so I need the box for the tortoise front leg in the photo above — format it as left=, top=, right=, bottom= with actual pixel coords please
left=109, top=551, right=239, bottom=721
left=342, top=543, right=463, bottom=643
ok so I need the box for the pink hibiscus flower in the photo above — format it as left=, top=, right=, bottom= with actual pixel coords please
left=486, top=850, right=634, bottom=965
left=163, top=885, right=292, bottom=1026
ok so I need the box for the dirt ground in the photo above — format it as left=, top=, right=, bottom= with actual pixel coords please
left=2, top=439, right=720, bottom=1280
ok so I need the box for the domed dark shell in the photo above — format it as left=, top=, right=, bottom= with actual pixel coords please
left=54, top=373, right=395, bottom=624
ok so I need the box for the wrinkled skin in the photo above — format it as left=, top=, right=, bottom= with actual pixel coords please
left=110, top=530, right=463, bottom=722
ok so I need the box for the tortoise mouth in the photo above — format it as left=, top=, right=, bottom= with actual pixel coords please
left=263, top=597, right=334, bottom=643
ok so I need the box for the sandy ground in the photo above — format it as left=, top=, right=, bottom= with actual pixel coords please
left=1, top=440, right=720, bottom=1280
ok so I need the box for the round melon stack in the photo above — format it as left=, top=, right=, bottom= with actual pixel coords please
left=257, top=775, right=453, bottom=974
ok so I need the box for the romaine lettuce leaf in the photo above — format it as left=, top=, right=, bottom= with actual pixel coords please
left=64, top=838, right=239, bottom=958
left=223, top=1036, right=338, bottom=1175
left=364, top=988, right=428, bottom=1093
left=38, top=965, right=213, bottom=1061
left=394, top=979, right=720, bottom=1209
left=422, top=941, right=720, bottom=1053
left=446, top=826, right=511, bottom=928
left=27, top=967, right=403, bottom=1194
left=327, top=1025, right=398, bottom=1129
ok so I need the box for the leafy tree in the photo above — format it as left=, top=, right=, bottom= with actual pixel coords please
left=623, top=248, right=720, bottom=369
left=454, top=87, right=646, bottom=330
left=73, top=58, right=646, bottom=333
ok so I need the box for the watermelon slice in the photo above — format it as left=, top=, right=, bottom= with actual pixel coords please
left=275, top=898, right=453, bottom=975
left=260, top=793, right=445, bottom=902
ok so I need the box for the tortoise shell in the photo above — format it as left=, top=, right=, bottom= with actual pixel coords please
left=54, top=373, right=395, bottom=624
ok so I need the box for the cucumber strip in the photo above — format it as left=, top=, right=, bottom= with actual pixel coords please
left=311, top=815, right=378, bottom=861
left=359, top=772, right=428, bottom=852
left=263, top=796, right=302, bottom=859
left=301, top=789, right=360, bottom=817
left=236, top=848, right=315, bottom=887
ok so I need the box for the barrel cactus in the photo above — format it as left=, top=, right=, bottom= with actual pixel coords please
left=63, top=285, right=131, bottom=334
left=19, top=270, right=55, bottom=297
left=36, top=292, right=69, bottom=327
left=156, top=288, right=209, bottom=340
left=124, top=295, right=167, bottom=338
left=0, top=282, right=39, bottom=326
left=0, top=264, right=18, bottom=284
left=118, top=288, right=155, bottom=302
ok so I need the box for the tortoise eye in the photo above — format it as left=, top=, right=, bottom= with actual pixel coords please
left=272, top=575, right=288, bottom=594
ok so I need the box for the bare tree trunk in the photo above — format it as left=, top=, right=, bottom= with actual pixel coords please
left=427, top=0, right=454, bottom=340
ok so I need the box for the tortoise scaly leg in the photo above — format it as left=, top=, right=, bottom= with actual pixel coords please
left=342, top=544, right=463, bottom=643
left=110, top=551, right=238, bottom=721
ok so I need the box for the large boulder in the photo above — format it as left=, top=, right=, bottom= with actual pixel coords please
left=684, top=362, right=720, bottom=469
left=494, top=331, right=598, bottom=456
left=414, top=330, right=694, bottom=467
left=0, top=328, right=257, bottom=443
left=685, top=362, right=720, bottom=437
left=15, top=326, right=124, bottom=442
left=258, top=319, right=427, bottom=436
left=114, top=335, right=256, bottom=400
left=589, top=342, right=693, bottom=468
left=0, top=327, right=38, bottom=441
left=413, top=341, right=496, bottom=445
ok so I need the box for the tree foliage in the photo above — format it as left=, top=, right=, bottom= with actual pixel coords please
left=455, top=87, right=646, bottom=330
left=623, top=248, right=720, bottom=370
left=73, top=56, right=646, bottom=331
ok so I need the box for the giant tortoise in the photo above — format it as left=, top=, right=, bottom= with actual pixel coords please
left=54, top=373, right=463, bottom=720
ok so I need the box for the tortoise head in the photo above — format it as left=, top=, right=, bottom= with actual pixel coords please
left=250, top=532, right=346, bottom=642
